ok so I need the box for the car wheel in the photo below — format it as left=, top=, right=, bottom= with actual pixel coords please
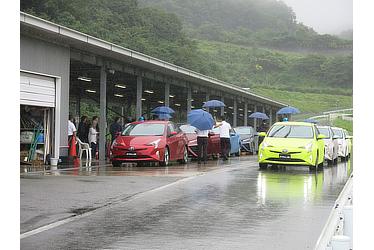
left=179, top=146, right=188, bottom=164
left=327, top=159, right=333, bottom=166
left=160, top=147, right=169, bottom=167
left=112, top=161, right=122, bottom=167
left=259, top=163, right=268, bottom=169
left=333, top=158, right=338, bottom=165
left=340, top=156, right=346, bottom=162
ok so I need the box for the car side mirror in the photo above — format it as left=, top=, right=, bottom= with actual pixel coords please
left=317, top=134, right=326, bottom=140
left=258, top=132, right=267, bottom=137
left=169, top=131, right=178, bottom=136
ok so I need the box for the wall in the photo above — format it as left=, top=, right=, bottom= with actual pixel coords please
left=20, top=35, right=70, bottom=153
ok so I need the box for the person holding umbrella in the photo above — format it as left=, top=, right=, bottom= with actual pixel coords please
left=215, top=116, right=232, bottom=161
left=187, top=109, right=215, bottom=164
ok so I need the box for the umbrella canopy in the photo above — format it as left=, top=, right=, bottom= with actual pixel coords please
left=187, top=109, right=214, bottom=131
left=151, top=106, right=175, bottom=114
left=276, top=106, right=300, bottom=115
left=248, top=112, right=269, bottom=120
left=203, top=100, right=225, bottom=108
left=303, top=118, right=318, bottom=124
left=158, top=113, right=172, bottom=120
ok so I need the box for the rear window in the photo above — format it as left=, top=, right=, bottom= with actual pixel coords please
left=180, top=125, right=196, bottom=134
left=268, top=125, right=314, bottom=139
left=122, top=123, right=165, bottom=136
left=234, top=127, right=253, bottom=135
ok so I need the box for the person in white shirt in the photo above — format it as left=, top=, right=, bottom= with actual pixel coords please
left=68, top=115, right=77, bottom=155
left=215, top=116, right=232, bottom=161
left=88, top=116, right=100, bottom=159
left=196, top=128, right=211, bottom=164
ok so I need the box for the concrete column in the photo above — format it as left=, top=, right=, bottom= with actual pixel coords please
left=220, top=96, right=224, bottom=116
left=165, top=82, right=170, bottom=107
left=269, top=107, right=273, bottom=125
left=187, top=86, right=192, bottom=113
left=233, top=99, right=237, bottom=127
left=136, top=76, right=142, bottom=119
left=244, top=103, right=248, bottom=126
left=99, top=66, right=107, bottom=162
left=205, top=93, right=210, bottom=112
left=254, top=105, right=258, bottom=130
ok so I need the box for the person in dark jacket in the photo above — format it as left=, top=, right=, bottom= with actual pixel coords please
left=110, top=117, right=123, bottom=143
left=77, top=115, right=89, bottom=143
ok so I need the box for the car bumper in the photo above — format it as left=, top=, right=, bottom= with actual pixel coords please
left=258, top=147, right=315, bottom=166
left=111, top=146, right=163, bottom=162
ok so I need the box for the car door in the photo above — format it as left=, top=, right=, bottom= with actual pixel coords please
left=314, top=126, right=325, bottom=163
left=172, top=122, right=185, bottom=158
left=208, top=128, right=221, bottom=154
left=166, top=123, right=179, bottom=160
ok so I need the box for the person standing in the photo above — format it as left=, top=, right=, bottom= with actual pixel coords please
left=68, top=114, right=77, bottom=145
left=88, top=116, right=100, bottom=159
left=110, top=117, right=123, bottom=143
left=196, top=128, right=210, bottom=164
left=215, top=116, right=232, bottom=161
left=77, top=115, right=89, bottom=143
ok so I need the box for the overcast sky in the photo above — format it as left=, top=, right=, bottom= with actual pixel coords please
left=281, top=0, right=352, bottom=34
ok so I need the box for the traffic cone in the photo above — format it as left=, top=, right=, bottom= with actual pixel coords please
left=69, top=135, right=77, bottom=158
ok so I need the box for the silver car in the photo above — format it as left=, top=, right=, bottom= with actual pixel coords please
left=317, top=126, right=339, bottom=165
left=331, top=127, right=350, bottom=161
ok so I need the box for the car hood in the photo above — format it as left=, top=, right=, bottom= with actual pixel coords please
left=264, top=137, right=314, bottom=148
left=116, top=136, right=163, bottom=146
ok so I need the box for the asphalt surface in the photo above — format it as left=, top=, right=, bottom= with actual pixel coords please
left=20, top=155, right=352, bottom=250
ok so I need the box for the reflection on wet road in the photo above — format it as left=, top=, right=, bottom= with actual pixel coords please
left=21, top=157, right=352, bottom=250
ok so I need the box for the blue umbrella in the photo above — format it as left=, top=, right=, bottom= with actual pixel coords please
left=158, top=113, right=172, bottom=120
left=203, top=100, right=225, bottom=108
left=187, top=109, right=214, bottom=130
left=276, top=106, right=300, bottom=115
left=249, top=112, right=269, bottom=120
left=151, top=106, right=175, bottom=114
left=304, top=118, right=318, bottom=124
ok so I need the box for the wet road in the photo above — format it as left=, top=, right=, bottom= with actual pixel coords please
left=21, top=156, right=352, bottom=250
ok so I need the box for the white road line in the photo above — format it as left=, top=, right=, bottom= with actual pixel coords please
left=21, top=162, right=255, bottom=239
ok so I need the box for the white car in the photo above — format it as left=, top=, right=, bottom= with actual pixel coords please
left=317, top=126, right=339, bottom=165
left=331, top=127, right=349, bottom=161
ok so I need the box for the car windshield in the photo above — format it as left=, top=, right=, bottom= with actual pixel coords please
left=122, top=123, right=165, bottom=136
left=268, top=125, right=314, bottom=139
left=332, top=129, right=344, bottom=139
left=180, top=125, right=196, bottom=134
left=234, top=127, right=253, bottom=135
left=318, top=128, right=330, bottom=138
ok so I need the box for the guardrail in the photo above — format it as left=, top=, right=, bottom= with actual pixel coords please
left=315, top=173, right=353, bottom=250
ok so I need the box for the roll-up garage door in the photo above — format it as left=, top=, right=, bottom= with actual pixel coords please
left=20, top=72, right=56, bottom=107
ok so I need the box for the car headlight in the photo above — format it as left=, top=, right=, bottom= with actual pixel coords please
left=146, top=139, right=161, bottom=148
left=299, top=142, right=313, bottom=152
left=261, top=141, right=273, bottom=150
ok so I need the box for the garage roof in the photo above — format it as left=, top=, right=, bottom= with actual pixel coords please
left=20, top=12, right=287, bottom=108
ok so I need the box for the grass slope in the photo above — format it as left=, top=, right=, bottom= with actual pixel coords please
left=251, top=87, right=353, bottom=117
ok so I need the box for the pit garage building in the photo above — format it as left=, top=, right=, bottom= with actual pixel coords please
left=20, top=12, right=286, bottom=163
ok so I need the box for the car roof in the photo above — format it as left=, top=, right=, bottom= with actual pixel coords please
left=131, top=120, right=170, bottom=125
left=273, top=121, right=314, bottom=126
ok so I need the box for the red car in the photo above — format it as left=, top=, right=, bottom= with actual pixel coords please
left=179, top=124, right=221, bottom=158
left=111, top=121, right=189, bottom=167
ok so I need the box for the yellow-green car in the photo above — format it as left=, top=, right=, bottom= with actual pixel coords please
left=258, top=122, right=325, bottom=171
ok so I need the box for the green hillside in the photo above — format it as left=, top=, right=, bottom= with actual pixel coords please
left=21, top=0, right=353, bottom=114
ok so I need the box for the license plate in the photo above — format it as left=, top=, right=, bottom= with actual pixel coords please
left=126, top=152, right=137, bottom=156
left=279, top=154, right=290, bottom=159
